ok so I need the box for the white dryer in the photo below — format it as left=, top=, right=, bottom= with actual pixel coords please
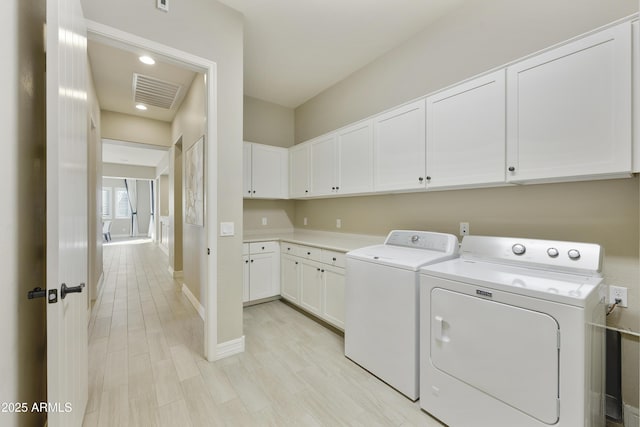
left=345, top=230, right=459, bottom=401
left=420, top=236, right=606, bottom=427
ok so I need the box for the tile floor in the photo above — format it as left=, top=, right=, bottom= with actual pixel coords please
left=83, top=240, right=445, bottom=426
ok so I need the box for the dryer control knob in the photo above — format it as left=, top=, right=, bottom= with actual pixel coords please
left=568, top=249, right=581, bottom=260
left=547, top=248, right=559, bottom=258
left=512, top=244, right=526, bottom=255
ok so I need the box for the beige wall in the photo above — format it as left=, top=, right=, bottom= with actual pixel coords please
left=88, top=62, right=103, bottom=303
left=0, top=0, right=47, bottom=424
left=244, top=95, right=295, bottom=148
left=243, top=199, right=296, bottom=233
left=172, top=75, right=207, bottom=303
left=295, top=0, right=638, bottom=142
left=103, top=163, right=157, bottom=180
left=160, top=174, right=169, bottom=216
left=101, top=110, right=172, bottom=147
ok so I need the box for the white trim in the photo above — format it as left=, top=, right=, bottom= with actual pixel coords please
left=87, top=19, right=218, bottom=363
left=181, top=284, right=205, bottom=320
left=167, top=266, right=183, bottom=279
left=625, top=404, right=639, bottom=426
left=216, top=336, right=245, bottom=360
left=96, top=271, right=104, bottom=295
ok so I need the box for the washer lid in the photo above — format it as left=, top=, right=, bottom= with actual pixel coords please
left=347, top=244, right=458, bottom=271
left=421, top=258, right=603, bottom=307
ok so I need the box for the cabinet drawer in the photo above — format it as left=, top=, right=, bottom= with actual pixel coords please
left=321, top=250, right=346, bottom=268
left=280, top=242, right=299, bottom=255
left=242, top=243, right=250, bottom=255
left=297, top=245, right=322, bottom=262
left=249, top=241, right=278, bottom=254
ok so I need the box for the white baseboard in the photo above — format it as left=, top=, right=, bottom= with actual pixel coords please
left=168, top=266, right=183, bottom=279
left=625, top=404, right=639, bottom=426
left=181, top=284, right=204, bottom=320
left=216, top=336, right=245, bottom=360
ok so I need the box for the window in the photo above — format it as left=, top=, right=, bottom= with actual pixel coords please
left=101, top=188, right=112, bottom=219
left=115, top=188, right=131, bottom=219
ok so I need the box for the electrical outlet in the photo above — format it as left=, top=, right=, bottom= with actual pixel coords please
left=336, top=219, right=342, bottom=229
left=157, top=0, right=169, bottom=12
left=609, top=285, right=628, bottom=308
left=459, top=222, right=469, bottom=236
left=261, top=217, right=267, bottom=226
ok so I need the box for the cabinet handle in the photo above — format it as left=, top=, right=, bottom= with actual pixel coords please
left=250, top=259, right=254, bottom=263
left=332, top=257, right=336, bottom=261
left=426, top=176, right=431, bottom=181
left=332, top=187, right=335, bottom=190
left=247, top=190, right=251, bottom=194
left=261, top=246, right=265, bottom=250
left=317, top=268, right=320, bottom=272
left=508, top=166, right=515, bottom=172
left=305, top=190, right=309, bottom=193
left=295, top=261, right=298, bottom=265
left=245, top=260, right=249, bottom=264
left=253, top=190, right=256, bottom=193
left=307, top=252, right=311, bottom=255
left=321, top=269, right=325, bottom=273
left=335, top=186, right=339, bottom=191
left=418, top=177, right=424, bottom=182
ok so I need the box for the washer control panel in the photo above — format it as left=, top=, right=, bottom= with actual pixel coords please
left=460, top=236, right=602, bottom=274
left=385, top=230, right=458, bottom=253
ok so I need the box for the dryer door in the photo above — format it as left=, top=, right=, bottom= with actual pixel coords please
left=431, top=288, right=560, bottom=424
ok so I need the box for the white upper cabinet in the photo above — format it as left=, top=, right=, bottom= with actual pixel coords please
left=506, top=22, right=632, bottom=183
left=373, top=99, right=427, bottom=192
left=337, top=120, right=374, bottom=195
left=426, top=70, right=506, bottom=189
left=243, top=142, right=288, bottom=199
left=290, top=143, right=310, bottom=198
left=309, top=134, right=338, bottom=196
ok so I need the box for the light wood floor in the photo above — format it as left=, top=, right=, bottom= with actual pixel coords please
left=83, top=241, right=445, bottom=426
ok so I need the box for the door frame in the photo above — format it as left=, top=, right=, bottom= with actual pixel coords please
left=86, top=20, right=219, bottom=360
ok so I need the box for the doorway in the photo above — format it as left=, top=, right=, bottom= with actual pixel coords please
left=86, top=22, right=218, bottom=361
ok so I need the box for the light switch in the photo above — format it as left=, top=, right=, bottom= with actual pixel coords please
left=220, top=222, right=235, bottom=236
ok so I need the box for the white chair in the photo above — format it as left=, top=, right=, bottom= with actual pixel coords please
left=102, top=220, right=112, bottom=241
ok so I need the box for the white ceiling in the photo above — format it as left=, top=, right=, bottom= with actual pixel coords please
left=102, top=139, right=168, bottom=168
left=88, top=40, right=197, bottom=122
left=218, top=0, right=466, bottom=108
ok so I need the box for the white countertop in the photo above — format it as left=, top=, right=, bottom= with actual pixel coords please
left=243, top=229, right=385, bottom=253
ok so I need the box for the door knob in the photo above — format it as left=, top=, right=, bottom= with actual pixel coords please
left=60, top=283, right=84, bottom=299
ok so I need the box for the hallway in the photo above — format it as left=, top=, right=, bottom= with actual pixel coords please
left=84, top=241, right=443, bottom=426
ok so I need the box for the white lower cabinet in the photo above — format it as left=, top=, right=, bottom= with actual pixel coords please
left=243, top=241, right=280, bottom=303
left=322, top=265, right=346, bottom=329
left=280, top=243, right=346, bottom=330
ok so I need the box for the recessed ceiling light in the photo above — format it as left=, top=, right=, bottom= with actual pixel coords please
left=135, top=104, right=148, bottom=111
left=139, top=55, right=155, bottom=65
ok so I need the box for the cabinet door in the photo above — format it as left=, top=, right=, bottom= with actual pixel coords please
left=506, top=22, right=632, bottom=183
left=248, top=252, right=278, bottom=300
left=290, top=143, right=310, bottom=198
left=373, top=99, right=426, bottom=192
left=300, top=260, right=322, bottom=316
left=242, top=142, right=252, bottom=198
left=633, top=20, right=639, bottom=172
left=242, top=255, right=250, bottom=303
left=426, top=70, right=506, bottom=189
left=281, top=255, right=300, bottom=303
left=337, top=120, right=373, bottom=195
left=309, top=134, right=337, bottom=196
left=251, top=144, right=288, bottom=199
left=322, top=266, right=345, bottom=329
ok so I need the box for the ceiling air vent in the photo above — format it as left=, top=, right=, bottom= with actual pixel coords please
left=133, top=73, right=182, bottom=109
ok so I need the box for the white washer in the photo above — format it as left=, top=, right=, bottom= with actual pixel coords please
left=345, top=230, right=459, bottom=401
left=420, top=236, right=606, bottom=427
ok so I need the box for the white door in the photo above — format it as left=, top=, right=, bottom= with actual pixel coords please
left=373, top=99, right=427, bottom=192
left=506, top=22, right=632, bottom=183
left=309, top=134, right=337, bottom=196
left=242, top=142, right=252, bottom=197
left=426, top=70, right=506, bottom=189
left=337, top=121, right=374, bottom=195
left=46, top=0, right=89, bottom=425
left=289, top=143, right=310, bottom=197
left=430, top=288, right=559, bottom=424
left=251, top=143, right=288, bottom=199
